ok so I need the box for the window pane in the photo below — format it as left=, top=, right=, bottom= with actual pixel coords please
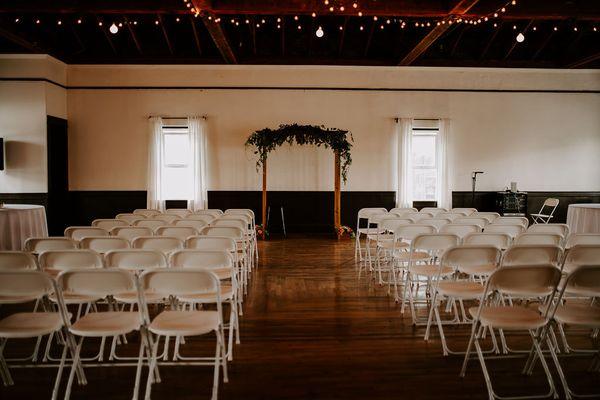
left=164, top=133, right=190, bottom=166
left=411, top=135, right=436, bottom=168
left=413, top=168, right=437, bottom=201
left=162, top=166, right=193, bottom=200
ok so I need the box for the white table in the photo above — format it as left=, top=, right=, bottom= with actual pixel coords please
left=0, top=204, right=48, bottom=250
left=566, top=203, right=600, bottom=234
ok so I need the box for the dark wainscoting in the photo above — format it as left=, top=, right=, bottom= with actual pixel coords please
left=67, top=191, right=147, bottom=226
left=208, top=191, right=396, bottom=233
left=0, top=193, right=48, bottom=209
left=452, top=191, right=600, bottom=223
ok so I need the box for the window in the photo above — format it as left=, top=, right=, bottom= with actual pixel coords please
left=161, top=125, right=193, bottom=200
left=411, top=120, right=439, bottom=201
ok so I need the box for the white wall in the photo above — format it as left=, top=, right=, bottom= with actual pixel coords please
left=0, top=55, right=67, bottom=193
left=65, top=65, right=600, bottom=193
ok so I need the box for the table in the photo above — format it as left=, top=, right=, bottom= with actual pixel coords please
left=0, top=204, right=48, bottom=250
left=566, top=203, right=600, bottom=234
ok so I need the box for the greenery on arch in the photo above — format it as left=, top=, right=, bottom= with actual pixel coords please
left=245, top=124, right=354, bottom=182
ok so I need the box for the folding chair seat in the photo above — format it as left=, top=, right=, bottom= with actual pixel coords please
left=483, top=224, right=526, bottom=238
left=460, top=265, right=562, bottom=400
left=116, top=213, right=144, bottom=225
left=165, top=209, right=192, bottom=218
left=155, top=226, right=199, bottom=242
left=64, top=227, right=109, bottom=241
left=133, top=209, right=160, bottom=218
left=79, top=236, right=130, bottom=254
left=140, top=269, right=228, bottom=400
left=110, top=226, right=154, bottom=242
left=513, top=233, right=563, bottom=247
left=24, top=237, right=78, bottom=253
left=131, top=236, right=184, bottom=255
left=531, top=198, right=559, bottom=224
left=463, top=232, right=512, bottom=250
left=91, top=219, right=128, bottom=231
left=0, top=271, right=71, bottom=399
left=56, top=269, right=150, bottom=400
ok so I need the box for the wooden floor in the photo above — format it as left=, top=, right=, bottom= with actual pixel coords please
left=1, top=236, right=598, bottom=399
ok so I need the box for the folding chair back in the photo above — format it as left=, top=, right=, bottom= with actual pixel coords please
left=379, top=218, right=413, bottom=232
left=450, top=208, right=477, bottom=216
left=463, top=232, right=511, bottom=249
left=471, top=212, right=501, bottom=223
left=64, top=226, right=109, bottom=241
left=420, top=207, right=446, bottom=216
left=454, top=217, right=488, bottom=228
left=170, top=249, right=233, bottom=270
left=513, top=233, right=562, bottom=247
left=91, top=219, right=128, bottom=230
left=527, top=223, right=569, bottom=238
left=201, top=226, right=244, bottom=240
left=24, top=237, right=78, bottom=253
left=395, top=224, right=436, bottom=241
left=174, top=219, right=208, bottom=231
left=155, top=226, right=199, bottom=241
left=565, top=233, right=600, bottom=249
left=185, top=236, right=237, bottom=252
left=440, top=223, right=481, bottom=239
left=560, top=264, right=600, bottom=298
left=441, top=245, right=502, bottom=274
left=193, top=209, right=223, bottom=218
left=211, top=218, right=247, bottom=231
left=225, top=209, right=255, bottom=218
left=492, top=216, right=529, bottom=228
left=110, top=226, right=154, bottom=241
left=0, top=270, right=55, bottom=304
left=562, top=245, right=600, bottom=273
left=358, top=208, right=388, bottom=219
left=133, top=219, right=166, bottom=231
left=79, top=236, right=130, bottom=253
left=39, top=250, right=103, bottom=273
left=116, top=213, right=144, bottom=224
left=131, top=236, right=184, bottom=254
left=165, top=209, right=192, bottom=218
left=422, top=218, right=451, bottom=231
left=389, top=207, right=417, bottom=216
left=141, top=268, right=219, bottom=297
left=153, top=214, right=181, bottom=224
left=105, top=249, right=167, bottom=271
left=186, top=214, right=215, bottom=224
left=487, top=264, right=561, bottom=299
left=58, top=269, right=135, bottom=298
left=133, top=209, right=160, bottom=217
left=531, top=198, right=559, bottom=224
left=411, top=234, right=459, bottom=253
left=501, top=244, right=562, bottom=267
left=436, top=212, right=462, bottom=221
left=0, top=251, right=38, bottom=271
left=483, top=224, right=525, bottom=238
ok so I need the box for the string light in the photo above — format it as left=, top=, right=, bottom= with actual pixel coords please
left=77, top=19, right=82, bottom=24
left=109, top=23, right=118, bottom=34
left=294, top=15, right=298, bottom=21
left=516, top=32, right=524, bottom=42
left=359, top=25, right=364, bottom=31
left=97, top=21, right=102, bottom=26
left=176, top=17, right=180, bottom=22
left=315, top=26, right=324, bottom=37
left=339, top=6, right=345, bottom=11
left=358, top=11, right=363, bottom=17
left=57, top=20, right=62, bottom=25
left=352, top=3, right=358, bottom=8
left=15, top=17, right=20, bottom=23
left=329, top=6, right=334, bottom=11
left=155, top=20, right=159, bottom=25
left=297, top=25, right=302, bottom=30
left=311, top=12, right=316, bottom=17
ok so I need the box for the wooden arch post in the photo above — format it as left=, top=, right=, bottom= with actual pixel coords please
left=261, top=158, right=267, bottom=240
left=334, top=151, right=341, bottom=237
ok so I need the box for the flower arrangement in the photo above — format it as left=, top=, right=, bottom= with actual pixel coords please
left=255, top=224, right=268, bottom=239
left=336, top=225, right=355, bottom=239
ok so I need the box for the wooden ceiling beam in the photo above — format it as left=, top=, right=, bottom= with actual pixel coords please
left=568, top=52, right=600, bottom=68
left=123, top=16, right=142, bottom=54
left=0, top=24, right=44, bottom=52
left=480, top=21, right=503, bottom=59
left=96, top=15, right=117, bottom=54
left=192, top=0, right=237, bottom=63
left=504, top=19, right=533, bottom=60
left=189, top=16, right=202, bottom=55
left=399, top=0, right=480, bottom=66
left=157, top=14, right=173, bottom=55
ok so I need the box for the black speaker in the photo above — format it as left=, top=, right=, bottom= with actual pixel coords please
left=0, top=138, right=4, bottom=171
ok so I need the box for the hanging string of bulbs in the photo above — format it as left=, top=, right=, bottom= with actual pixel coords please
left=11, top=0, right=598, bottom=42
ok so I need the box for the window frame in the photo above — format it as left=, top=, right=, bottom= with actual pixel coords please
left=410, top=124, right=439, bottom=202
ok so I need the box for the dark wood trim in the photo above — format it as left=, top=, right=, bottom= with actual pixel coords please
left=1, top=78, right=599, bottom=94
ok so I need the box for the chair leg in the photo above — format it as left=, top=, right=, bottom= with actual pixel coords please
left=460, top=321, right=479, bottom=377
left=131, top=334, right=146, bottom=400
left=474, top=338, right=495, bottom=400
left=144, top=334, right=161, bottom=400
left=51, top=340, right=69, bottom=400
left=211, top=333, right=221, bottom=400
left=64, top=337, right=84, bottom=400
left=0, top=338, right=14, bottom=386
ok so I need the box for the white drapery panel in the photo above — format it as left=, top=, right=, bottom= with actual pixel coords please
left=147, top=116, right=165, bottom=211
left=436, top=118, right=451, bottom=209
left=396, top=118, right=413, bottom=208
left=188, top=116, right=208, bottom=210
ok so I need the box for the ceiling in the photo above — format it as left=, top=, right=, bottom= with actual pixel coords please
left=0, top=0, right=599, bottom=68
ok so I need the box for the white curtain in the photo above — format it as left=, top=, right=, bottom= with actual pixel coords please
left=188, top=116, right=208, bottom=210
left=147, top=117, right=165, bottom=211
left=396, top=118, right=413, bottom=208
left=436, top=118, right=451, bottom=209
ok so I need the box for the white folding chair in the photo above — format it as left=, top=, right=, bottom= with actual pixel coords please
left=79, top=236, right=130, bottom=254
left=440, top=223, right=482, bottom=239
left=175, top=219, right=208, bottom=232
left=116, top=213, right=145, bottom=225
left=513, top=233, right=563, bottom=247
left=64, top=227, right=109, bottom=241
left=110, top=226, right=154, bottom=242
left=153, top=214, right=181, bottom=225
left=454, top=217, right=488, bottom=229
left=131, top=236, right=184, bottom=255
left=355, top=208, right=388, bottom=261
left=402, top=233, right=460, bottom=324
left=0, top=270, right=73, bottom=400
left=463, top=232, right=512, bottom=250
left=460, top=265, right=562, bottom=400
left=389, top=207, right=418, bottom=216
left=133, top=209, right=160, bottom=218
left=425, top=245, right=502, bottom=355
left=527, top=223, right=569, bottom=239
left=24, top=237, right=78, bottom=253
left=545, top=265, right=600, bottom=399
left=56, top=269, right=150, bottom=400
left=0, top=251, right=38, bottom=271
left=561, top=244, right=600, bottom=274
left=134, top=219, right=167, bottom=232
left=451, top=208, right=477, bottom=216
left=531, top=198, right=559, bottom=224
left=91, top=219, right=129, bottom=231
left=422, top=218, right=451, bottom=231
left=186, top=214, right=215, bottom=224
left=200, top=226, right=249, bottom=285
left=165, top=209, right=192, bottom=218
left=170, top=250, right=240, bottom=360
left=501, top=244, right=562, bottom=267
left=140, top=269, right=228, bottom=400
left=420, top=207, right=447, bottom=216
left=370, top=217, right=413, bottom=282
left=155, top=226, right=199, bottom=242
left=483, top=224, right=526, bottom=239
left=471, top=212, right=501, bottom=223
left=493, top=216, right=529, bottom=228
left=436, top=212, right=463, bottom=222
left=564, top=233, right=600, bottom=249
left=193, top=209, right=223, bottom=218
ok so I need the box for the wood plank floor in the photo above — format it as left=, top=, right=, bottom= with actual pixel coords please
left=1, top=236, right=597, bottom=399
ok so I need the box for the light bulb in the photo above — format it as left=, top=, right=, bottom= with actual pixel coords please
left=109, top=23, right=118, bottom=33
left=316, top=26, right=324, bottom=37
left=516, top=32, right=525, bottom=42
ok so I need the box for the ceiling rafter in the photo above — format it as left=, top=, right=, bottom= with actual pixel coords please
left=123, top=16, right=142, bottom=54
left=191, top=0, right=237, bottom=63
